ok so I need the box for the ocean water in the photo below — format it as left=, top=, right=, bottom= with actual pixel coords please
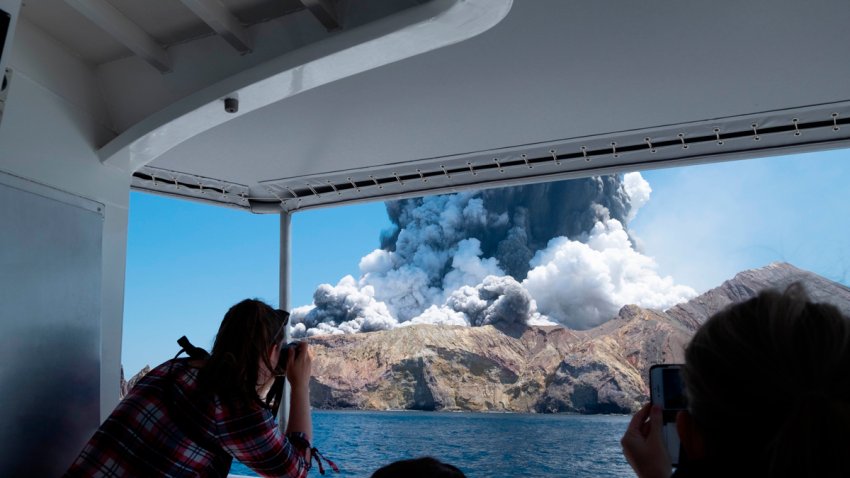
left=231, top=410, right=633, bottom=477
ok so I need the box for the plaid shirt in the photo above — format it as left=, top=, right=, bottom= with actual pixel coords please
left=64, top=359, right=311, bottom=477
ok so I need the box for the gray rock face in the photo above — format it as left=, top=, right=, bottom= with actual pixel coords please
left=119, top=365, right=151, bottom=399
left=536, top=359, right=637, bottom=414
left=667, top=262, right=850, bottom=325
left=309, top=263, right=850, bottom=413
left=306, top=299, right=688, bottom=413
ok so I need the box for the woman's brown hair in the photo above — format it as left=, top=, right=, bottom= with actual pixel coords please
left=683, top=283, right=850, bottom=476
left=197, top=299, right=287, bottom=410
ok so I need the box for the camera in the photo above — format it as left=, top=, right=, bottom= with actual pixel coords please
left=275, top=341, right=301, bottom=375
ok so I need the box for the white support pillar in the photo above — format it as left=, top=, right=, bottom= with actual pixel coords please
left=277, top=210, right=291, bottom=433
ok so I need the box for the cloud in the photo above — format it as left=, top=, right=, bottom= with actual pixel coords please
left=413, top=275, right=540, bottom=328
left=523, top=218, right=696, bottom=329
left=291, top=173, right=695, bottom=337
left=624, top=172, right=651, bottom=221
left=441, top=239, right=504, bottom=298
left=290, top=276, right=396, bottom=337
left=381, top=176, right=633, bottom=280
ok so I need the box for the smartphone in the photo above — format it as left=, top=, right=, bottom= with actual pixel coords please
left=649, top=364, right=687, bottom=466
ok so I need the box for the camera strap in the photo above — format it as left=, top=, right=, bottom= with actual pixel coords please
left=289, top=434, right=339, bottom=474
left=311, top=447, right=340, bottom=475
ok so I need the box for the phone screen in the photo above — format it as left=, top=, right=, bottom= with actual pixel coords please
left=649, top=364, right=686, bottom=466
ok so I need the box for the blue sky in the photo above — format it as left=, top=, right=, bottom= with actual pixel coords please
left=631, top=149, right=850, bottom=291
left=122, top=148, right=850, bottom=375
left=122, top=195, right=391, bottom=375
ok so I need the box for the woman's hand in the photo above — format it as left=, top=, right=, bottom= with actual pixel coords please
left=286, top=342, right=313, bottom=390
left=285, top=342, right=314, bottom=443
left=621, top=403, right=672, bottom=478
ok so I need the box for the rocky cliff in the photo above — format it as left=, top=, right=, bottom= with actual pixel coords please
left=120, top=365, right=151, bottom=399
left=308, top=262, right=850, bottom=413
left=308, top=305, right=689, bottom=414
left=666, top=262, right=850, bottom=324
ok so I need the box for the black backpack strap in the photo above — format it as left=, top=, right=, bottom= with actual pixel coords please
left=162, top=339, right=228, bottom=462
left=177, top=336, right=210, bottom=359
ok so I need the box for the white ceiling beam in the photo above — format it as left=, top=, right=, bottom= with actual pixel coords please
left=63, top=0, right=171, bottom=73
left=99, top=0, right=512, bottom=171
left=179, top=0, right=252, bottom=54
left=299, top=0, right=341, bottom=31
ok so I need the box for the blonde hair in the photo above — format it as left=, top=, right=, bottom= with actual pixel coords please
left=683, top=284, right=850, bottom=476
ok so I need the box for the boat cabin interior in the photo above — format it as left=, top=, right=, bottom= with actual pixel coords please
left=1, top=0, right=848, bottom=474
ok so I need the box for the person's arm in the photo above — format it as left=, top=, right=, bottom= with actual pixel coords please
left=218, top=342, right=314, bottom=478
left=621, top=403, right=672, bottom=478
left=285, top=342, right=314, bottom=443
left=218, top=405, right=311, bottom=478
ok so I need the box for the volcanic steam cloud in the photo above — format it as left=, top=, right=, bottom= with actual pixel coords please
left=291, top=173, right=695, bottom=336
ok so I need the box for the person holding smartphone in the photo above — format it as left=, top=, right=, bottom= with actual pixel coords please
left=65, top=299, right=315, bottom=477
left=621, top=284, right=850, bottom=478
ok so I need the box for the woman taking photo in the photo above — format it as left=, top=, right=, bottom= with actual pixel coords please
left=65, top=299, right=314, bottom=477
left=621, top=285, right=850, bottom=477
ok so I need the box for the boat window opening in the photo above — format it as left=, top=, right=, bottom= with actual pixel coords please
left=122, top=146, right=850, bottom=477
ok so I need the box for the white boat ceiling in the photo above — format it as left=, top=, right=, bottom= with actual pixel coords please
left=19, top=0, right=850, bottom=212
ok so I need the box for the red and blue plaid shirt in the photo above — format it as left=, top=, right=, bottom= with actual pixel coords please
left=64, top=359, right=311, bottom=477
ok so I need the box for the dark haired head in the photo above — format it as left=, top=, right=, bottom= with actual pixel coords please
left=197, top=299, right=288, bottom=410
left=683, top=283, right=850, bottom=476
left=371, top=457, right=465, bottom=478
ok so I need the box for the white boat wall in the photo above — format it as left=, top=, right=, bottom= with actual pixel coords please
left=1, top=0, right=849, bottom=474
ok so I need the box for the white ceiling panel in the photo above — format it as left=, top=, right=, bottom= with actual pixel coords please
left=43, top=0, right=842, bottom=211
left=143, top=0, right=850, bottom=209
left=107, top=0, right=211, bottom=46
left=21, top=0, right=130, bottom=64
left=219, top=0, right=304, bottom=24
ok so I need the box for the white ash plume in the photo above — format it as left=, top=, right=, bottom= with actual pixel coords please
left=523, top=217, right=696, bottom=329
left=291, top=173, right=695, bottom=336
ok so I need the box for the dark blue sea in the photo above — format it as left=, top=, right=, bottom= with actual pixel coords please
left=230, top=410, right=633, bottom=477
